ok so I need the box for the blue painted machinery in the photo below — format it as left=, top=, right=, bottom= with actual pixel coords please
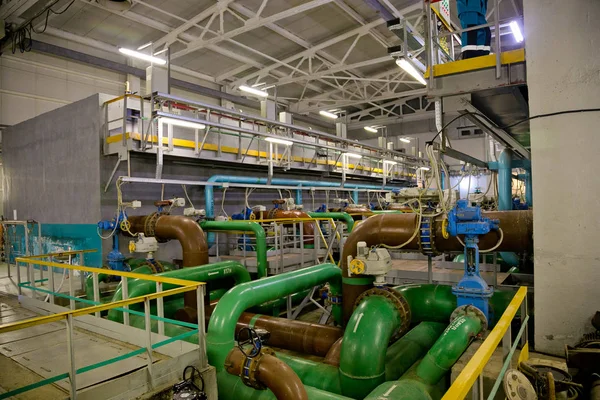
left=97, top=211, right=129, bottom=272
left=446, top=199, right=499, bottom=321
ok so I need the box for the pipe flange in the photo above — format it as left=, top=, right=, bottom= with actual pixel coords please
left=239, top=347, right=275, bottom=390
left=450, top=305, right=488, bottom=333
left=144, top=212, right=169, bottom=242
left=354, top=288, right=411, bottom=339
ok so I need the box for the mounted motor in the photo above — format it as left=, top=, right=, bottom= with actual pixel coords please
left=348, top=241, right=392, bottom=287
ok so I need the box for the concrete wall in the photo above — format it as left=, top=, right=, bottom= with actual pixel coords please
left=525, top=0, right=600, bottom=354
left=3, top=94, right=102, bottom=223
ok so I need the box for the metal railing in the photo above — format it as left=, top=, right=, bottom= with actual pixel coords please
left=442, top=286, right=529, bottom=399
left=0, top=251, right=207, bottom=400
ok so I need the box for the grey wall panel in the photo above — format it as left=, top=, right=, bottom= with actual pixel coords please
left=3, top=94, right=102, bottom=223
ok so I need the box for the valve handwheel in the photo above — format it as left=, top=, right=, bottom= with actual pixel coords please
left=236, top=327, right=262, bottom=358
left=120, top=219, right=131, bottom=232
left=441, top=218, right=450, bottom=239
left=249, top=213, right=256, bottom=221
left=349, top=258, right=366, bottom=275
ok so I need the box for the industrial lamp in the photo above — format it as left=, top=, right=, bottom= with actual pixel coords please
left=396, top=58, right=427, bottom=86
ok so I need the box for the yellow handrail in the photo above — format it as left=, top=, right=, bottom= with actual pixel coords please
left=441, top=286, right=528, bottom=399
left=0, top=286, right=198, bottom=334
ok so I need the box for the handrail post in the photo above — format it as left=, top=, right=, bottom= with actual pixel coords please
left=156, top=282, right=165, bottom=336
left=299, top=222, right=304, bottom=268
left=196, top=285, right=208, bottom=368
left=69, top=257, right=75, bottom=310
left=520, top=293, right=528, bottom=347
left=78, top=251, right=85, bottom=293
left=66, top=314, right=77, bottom=399
left=49, top=257, right=55, bottom=304
left=144, top=296, right=154, bottom=385
left=122, top=277, right=130, bottom=327
left=17, top=260, right=22, bottom=295
left=92, top=272, right=100, bottom=318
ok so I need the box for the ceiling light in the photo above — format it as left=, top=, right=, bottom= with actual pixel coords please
left=252, top=82, right=266, bottom=87
left=239, top=85, right=269, bottom=97
left=396, top=58, right=427, bottom=86
left=418, top=166, right=430, bottom=171
left=159, top=117, right=205, bottom=130
left=137, top=42, right=153, bottom=51
left=400, top=137, right=411, bottom=143
left=319, top=110, right=339, bottom=119
left=509, top=21, right=524, bottom=43
left=265, top=137, right=293, bottom=146
left=364, top=126, right=378, bottom=133
left=384, top=160, right=397, bottom=165
left=344, top=152, right=363, bottom=159
left=118, top=48, right=166, bottom=65
left=153, top=48, right=168, bottom=56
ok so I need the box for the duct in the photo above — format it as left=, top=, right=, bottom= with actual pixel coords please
left=339, top=295, right=403, bottom=398
left=206, top=263, right=342, bottom=371
left=268, top=208, right=315, bottom=246
left=107, top=261, right=251, bottom=323
left=235, top=313, right=343, bottom=357
left=128, top=214, right=209, bottom=321
left=340, top=212, right=533, bottom=322
left=363, top=313, right=484, bottom=400
left=199, top=220, right=268, bottom=278
left=225, top=347, right=308, bottom=400
left=307, top=212, right=355, bottom=232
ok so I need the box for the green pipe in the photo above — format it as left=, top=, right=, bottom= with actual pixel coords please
left=217, top=371, right=352, bottom=400
left=339, top=295, right=401, bottom=399
left=275, top=322, right=446, bottom=395
left=394, top=284, right=515, bottom=327
left=206, top=263, right=341, bottom=371
left=364, top=315, right=483, bottom=400
left=107, top=261, right=251, bottom=323
left=307, top=212, right=355, bottom=232
left=385, top=322, right=447, bottom=381
left=200, top=220, right=268, bottom=278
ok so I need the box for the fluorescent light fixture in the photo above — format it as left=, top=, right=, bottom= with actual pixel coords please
left=344, top=152, right=363, bottom=159
left=265, top=137, right=293, bottom=146
left=364, top=126, right=378, bottom=133
left=400, top=137, right=411, bottom=143
left=252, top=82, right=266, bottom=87
left=159, top=117, right=205, bottom=130
left=119, top=47, right=166, bottom=65
left=509, top=21, right=524, bottom=43
left=396, top=58, right=427, bottom=86
left=137, top=42, right=153, bottom=51
left=418, top=166, right=430, bottom=171
left=239, top=85, right=269, bottom=97
left=319, top=110, right=339, bottom=119
left=153, top=48, right=168, bottom=56
left=384, top=160, right=397, bottom=165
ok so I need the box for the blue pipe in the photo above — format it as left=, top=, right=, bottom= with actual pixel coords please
left=296, top=189, right=302, bottom=205
left=206, top=176, right=400, bottom=244
left=525, top=168, right=532, bottom=207
left=497, top=150, right=519, bottom=267
left=352, top=190, right=359, bottom=204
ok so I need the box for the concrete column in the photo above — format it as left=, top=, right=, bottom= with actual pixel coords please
left=525, top=0, right=600, bottom=355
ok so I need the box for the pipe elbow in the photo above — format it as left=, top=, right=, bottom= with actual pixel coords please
left=225, top=347, right=308, bottom=400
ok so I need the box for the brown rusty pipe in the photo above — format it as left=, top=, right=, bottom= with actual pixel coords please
left=341, top=211, right=533, bottom=322
left=127, top=214, right=209, bottom=319
left=268, top=209, right=315, bottom=245
left=235, top=313, right=343, bottom=357
left=225, top=347, right=308, bottom=400
left=323, top=337, right=343, bottom=367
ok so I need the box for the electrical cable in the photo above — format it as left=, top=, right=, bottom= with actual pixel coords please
left=456, top=227, right=504, bottom=253
left=182, top=185, right=194, bottom=208
left=500, top=108, right=600, bottom=130
left=221, top=188, right=229, bottom=219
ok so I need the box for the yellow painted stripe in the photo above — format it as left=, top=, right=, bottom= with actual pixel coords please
left=15, top=258, right=201, bottom=287
left=442, top=286, right=528, bottom=400
left=106, top=133, right=417, bottom=178
left=0, top=286, right=198, bottom=334
left=425, top=48, right=525, bottom=78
